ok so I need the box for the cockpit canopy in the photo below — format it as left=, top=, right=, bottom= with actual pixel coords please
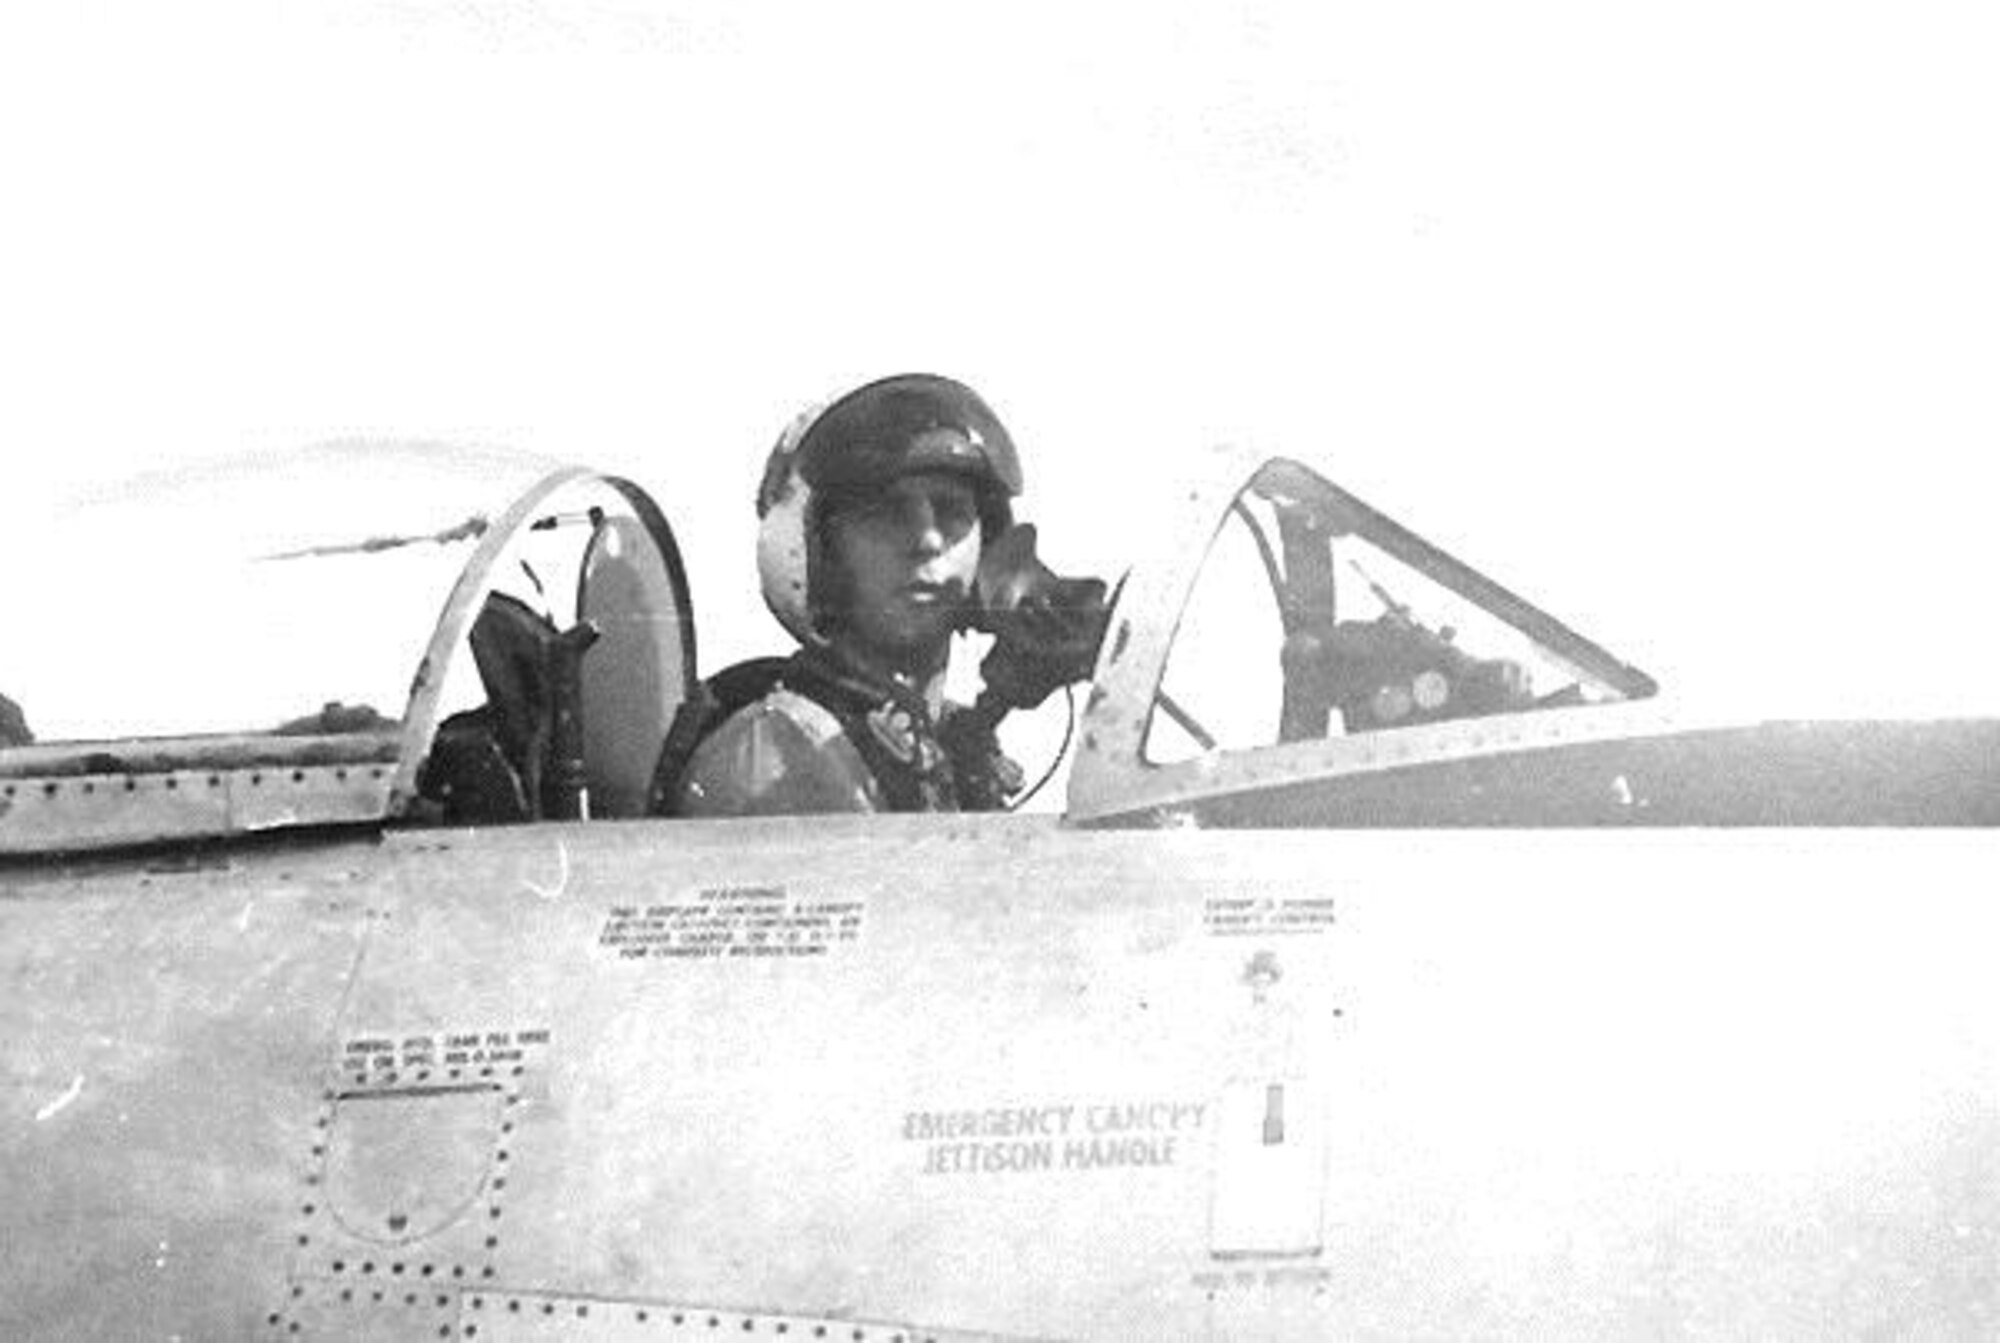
left=2, top=444, right=1665, bottom=852
left=1, top=443, right=695, bottom=852
left=1067, top=455, right=1657, bottom=824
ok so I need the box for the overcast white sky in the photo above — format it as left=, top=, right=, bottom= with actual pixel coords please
left=4, top=1, right=1997, bottom=722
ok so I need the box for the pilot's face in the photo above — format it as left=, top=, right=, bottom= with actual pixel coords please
left=822, top=470, right=983, bottom=671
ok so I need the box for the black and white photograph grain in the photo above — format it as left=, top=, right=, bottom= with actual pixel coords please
left=3, top=2, right=1998, bottom=1338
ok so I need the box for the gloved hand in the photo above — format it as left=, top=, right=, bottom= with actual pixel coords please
left=972, top=523, right=1113, bottom=713
left=978, top=580, right=1110, bottom=712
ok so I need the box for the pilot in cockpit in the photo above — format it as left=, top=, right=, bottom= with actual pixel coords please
left=655, top=374, right=1105, bottom=817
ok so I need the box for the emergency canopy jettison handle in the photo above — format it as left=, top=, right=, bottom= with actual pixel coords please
left=1210, top=951, right=1329, bottom=1259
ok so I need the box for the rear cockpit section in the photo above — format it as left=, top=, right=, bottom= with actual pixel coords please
left=0, top=444, right=695, bottom=855
left=394, top=463, right=696, bottom=826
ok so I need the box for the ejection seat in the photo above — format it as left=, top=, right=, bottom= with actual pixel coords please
left=399, top=467, right=696, bottom=826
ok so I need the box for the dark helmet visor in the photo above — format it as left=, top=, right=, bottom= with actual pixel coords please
left=794, top=374, right=1023, bottom=498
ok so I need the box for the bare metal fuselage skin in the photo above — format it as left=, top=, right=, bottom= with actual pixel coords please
left=6, top=814, right=1996, bottom=1340
left=7, top=448, right=1996, bottom=1338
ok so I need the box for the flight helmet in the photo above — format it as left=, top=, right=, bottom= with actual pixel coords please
left=756, top=374, right=1022, bottom=645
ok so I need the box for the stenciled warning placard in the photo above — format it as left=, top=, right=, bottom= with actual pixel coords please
left=1203, top=895, right=1337, bottom=938
left=596, top=885, right=863, bottom=962
left=337, top=1025, right=550, bottom=1089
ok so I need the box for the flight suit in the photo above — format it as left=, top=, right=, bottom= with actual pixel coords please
left=667, top=649, right=1023, bottom=818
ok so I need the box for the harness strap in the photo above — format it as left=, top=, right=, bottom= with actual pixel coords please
left=649, top=650, right=1020, bottom=814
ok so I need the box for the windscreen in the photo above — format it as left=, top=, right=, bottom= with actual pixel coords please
left=1147, top=461, right=1654, bottom=764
